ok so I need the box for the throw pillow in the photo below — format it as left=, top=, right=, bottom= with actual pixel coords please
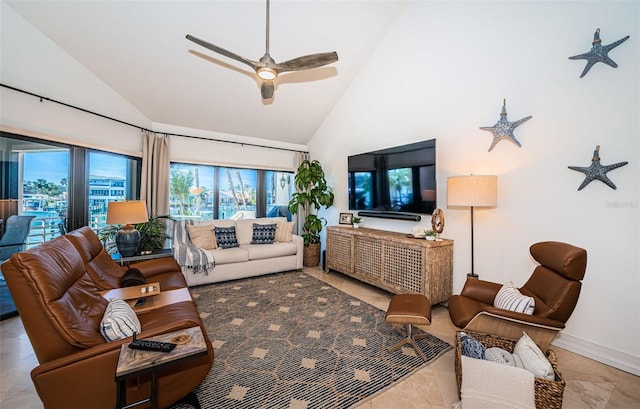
left=275, top=221, right=295, bottom=242
left=494, top=281, right=535, bottom=315
left=214, top=226, right=239, bottom=249
left=120, top=268, right=146, bottom=288
left=513, top=332, right=555, bottom=380
left=100, top=299, right=141, bottom=342
left=186, top=224, right=217, bottom=250
left=484, top=347, right=523, bottom=368
left=460, top=332, right=486, bottom=359
left=251, top=223, right=277, bottom=244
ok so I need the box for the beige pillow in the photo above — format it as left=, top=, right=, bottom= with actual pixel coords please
left=275, top=221, right=294, bottom=242
left=186, top=224, right=217, bottom=250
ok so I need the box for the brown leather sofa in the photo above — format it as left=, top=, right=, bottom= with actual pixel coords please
left=448, top=241, right=587, bottom=351
left=2, top=226, right=213, bottom=409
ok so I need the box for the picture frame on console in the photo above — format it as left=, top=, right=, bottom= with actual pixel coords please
left=339, top=213, right=353, bottom=225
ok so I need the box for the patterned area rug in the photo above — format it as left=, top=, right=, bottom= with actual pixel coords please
left=180, top=271, right=451, bottom=409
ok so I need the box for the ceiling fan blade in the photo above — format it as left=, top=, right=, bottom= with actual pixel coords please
left=261, top=80, right=275, bottom=99
left=276, top=52, right=338, bottom=73
left=186, top=34, right=260, bottom=71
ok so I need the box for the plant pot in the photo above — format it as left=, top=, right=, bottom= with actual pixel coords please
left=353, top=223, right=360, bottom=229
left=303, top=242, right=321, bottom=267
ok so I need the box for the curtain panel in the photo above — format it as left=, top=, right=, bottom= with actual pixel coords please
left=140, top=131, right=170, bottom=216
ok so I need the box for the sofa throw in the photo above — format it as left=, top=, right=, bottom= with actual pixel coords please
left=173, top=220, right=215, bottom=274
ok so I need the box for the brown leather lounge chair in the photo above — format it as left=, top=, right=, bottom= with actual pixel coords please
left=448, top=241, right=587, bottom=351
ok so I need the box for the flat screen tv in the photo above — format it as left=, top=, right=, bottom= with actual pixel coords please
left=348, top=139, right=436, bottom=216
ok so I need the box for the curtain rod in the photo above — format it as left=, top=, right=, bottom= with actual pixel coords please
left=1, top=83, right=307, bottom=154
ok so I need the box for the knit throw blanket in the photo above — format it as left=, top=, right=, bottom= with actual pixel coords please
left=173, top=220, right=215, bottom=274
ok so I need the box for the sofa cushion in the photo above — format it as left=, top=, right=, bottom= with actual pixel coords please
left=494, top=281, right=535, bottom=315
left=211, top=247, right=249, bottom=264
left=214, top=226, right=239, bottom=249
left=186, top=223, right=217, bottom=250
left=250, top=223, right=277, bottom=244
left=100, top=299, right=141, bottom=342
left=246, top=242, right=298, bottom=261
left=275, top=221, right=295, bottom=242
left=66, top=226, right=125, bottom=290
left=10, top=235, right=108, bottom=348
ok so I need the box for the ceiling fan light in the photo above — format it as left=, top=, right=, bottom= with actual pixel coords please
left=257, top=67, right=277, bottom=80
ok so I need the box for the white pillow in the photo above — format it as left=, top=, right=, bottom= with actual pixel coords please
left=494, top=281, right=535, bottom=315
left=100, top=299, right=141, bottom=342
left=275, top=221, right=295, bottom=242
left=514, top=332, right=555, bottom=380
left=186, top=223, right=217, bottom=249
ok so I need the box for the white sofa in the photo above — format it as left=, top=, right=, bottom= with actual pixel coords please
left=173, top=216, right=303, bottom=286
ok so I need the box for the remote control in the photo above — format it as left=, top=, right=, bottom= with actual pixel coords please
left=128, top=332, right=177, bottom=353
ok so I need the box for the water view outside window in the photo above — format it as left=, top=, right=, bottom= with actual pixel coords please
left=265, top=170, right=294, bottom=219
left=22, top=149, right=69, bottom=246
left=88, top=151, right=139, bottom=231
left=169, top=163, right=294, bottom=221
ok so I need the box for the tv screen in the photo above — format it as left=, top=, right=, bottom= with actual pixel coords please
left=348, top=139, right=436, bottom=215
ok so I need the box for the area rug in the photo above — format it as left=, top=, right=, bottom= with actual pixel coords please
left=178, top=271, right=451, bottom=409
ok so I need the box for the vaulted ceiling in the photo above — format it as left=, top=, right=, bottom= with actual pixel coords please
left=5, top=1, right=405, bottom=146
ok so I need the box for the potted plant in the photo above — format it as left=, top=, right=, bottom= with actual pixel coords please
left=99, top=214, right=170, bottom=255
left=288, top=159, right=334, bottom=267
left=425, top=229, right=436, bottom=241
left=352, top=216, right=362, bottom=228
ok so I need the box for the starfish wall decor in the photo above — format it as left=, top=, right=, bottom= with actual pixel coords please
left=568, top=145, right=628, bottom=190
left=479, top=99, right=532, bottom=152
left=569, top=28, right=630, bottom=78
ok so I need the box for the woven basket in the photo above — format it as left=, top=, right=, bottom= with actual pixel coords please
left=303, top=242, right=321, bottom=267
left=455, top=331, right=565, bottom=409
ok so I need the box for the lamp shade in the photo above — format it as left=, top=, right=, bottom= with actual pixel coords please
left=447, top=175, right=498, bottom=208
left=106, top=200, right=149, bottom=226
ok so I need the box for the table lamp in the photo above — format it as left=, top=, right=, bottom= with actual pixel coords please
left=106, top=200, right=149, bottom=257
left=447, top=175, right=498, bottom=278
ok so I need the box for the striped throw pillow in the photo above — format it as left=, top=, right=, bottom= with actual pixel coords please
left=493, top=281, right=535, bottom=315
left=100, top=299, right=141, bottom=342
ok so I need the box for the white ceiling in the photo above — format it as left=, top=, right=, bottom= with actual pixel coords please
left=5, top=0, right=405, bottom=146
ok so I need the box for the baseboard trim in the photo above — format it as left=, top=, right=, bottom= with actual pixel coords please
left=552, top=332, right=640, bottom=376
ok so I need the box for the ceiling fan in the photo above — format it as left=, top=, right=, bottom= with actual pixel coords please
left=186, top=0, right=339, bottom=100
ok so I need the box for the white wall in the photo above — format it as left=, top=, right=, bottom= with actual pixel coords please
left=2, top=0, right=639, bottom=374
left=309, top=1, right=639, bottom=374
left=0, top=1, right=302, bottom=169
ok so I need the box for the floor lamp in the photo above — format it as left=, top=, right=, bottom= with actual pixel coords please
left=446, top=175, right=498, bottom=278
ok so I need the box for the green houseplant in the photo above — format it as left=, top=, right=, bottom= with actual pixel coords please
left=288, top=159, right=334, bottom=266
left=99, top=214, right=170, bottom=255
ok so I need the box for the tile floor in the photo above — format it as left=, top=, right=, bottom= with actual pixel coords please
left=1, top=266, right=639, bottom=408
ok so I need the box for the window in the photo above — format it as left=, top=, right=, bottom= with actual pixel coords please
left=1, top=132, right=141, bottom=247
left=169, top=162, right=293, bottom=221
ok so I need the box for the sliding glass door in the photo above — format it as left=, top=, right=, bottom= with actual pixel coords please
left=1, top=132, right=141, bottom=248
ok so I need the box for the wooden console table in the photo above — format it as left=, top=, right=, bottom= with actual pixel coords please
left=326, top=226, right=453, bottom=304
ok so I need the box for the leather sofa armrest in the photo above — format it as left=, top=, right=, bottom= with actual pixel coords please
left=460, top=279, right=502, bottom=305
left=128, top=257, right=182, bottom=279
left=481, top=306, right=566, bottom=329
left=33, top=319, right=204, bottom=376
